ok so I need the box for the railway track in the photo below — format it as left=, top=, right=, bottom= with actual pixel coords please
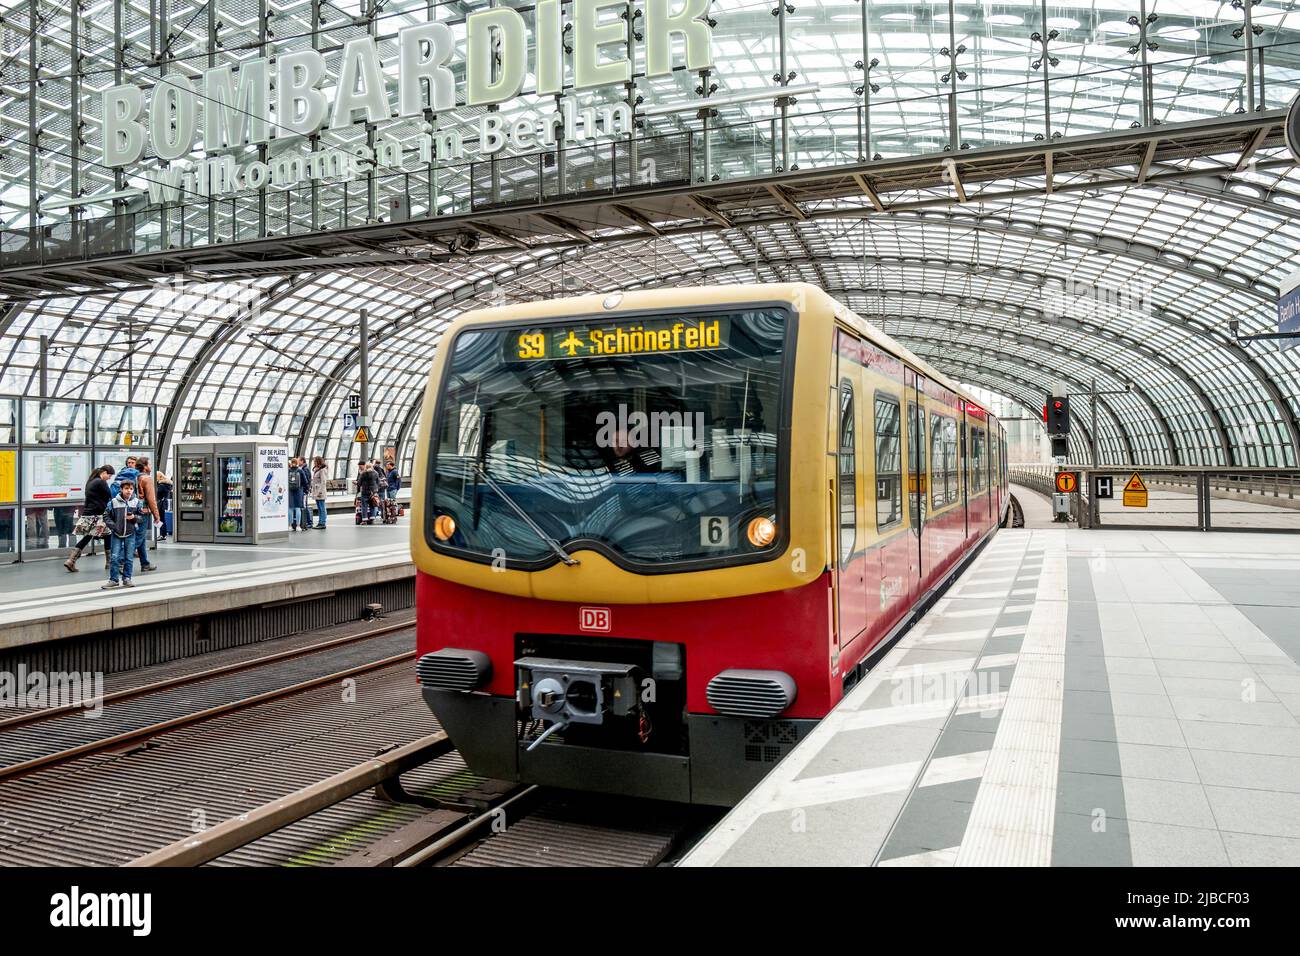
left=0, top=622, right=720, bottom=868
left=0, top=622, right=416, bottom=781
left=0, top=662, right=481, bottom=866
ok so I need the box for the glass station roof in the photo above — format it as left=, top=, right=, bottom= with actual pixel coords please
left=0, top=0, right=1299, bottom=475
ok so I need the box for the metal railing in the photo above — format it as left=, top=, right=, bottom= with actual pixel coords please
left=1011, top=465, right=1300, bottom=532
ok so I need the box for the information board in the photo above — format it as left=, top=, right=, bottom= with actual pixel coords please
left=22, top=449, right=90, bottom=501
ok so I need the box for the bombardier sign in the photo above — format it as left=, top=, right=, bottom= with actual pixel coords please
left=103, top=0, right=713, bottom=204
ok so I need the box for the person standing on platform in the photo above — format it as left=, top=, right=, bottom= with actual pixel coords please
left=101, top=479, right=145, bottom=589
left=287, top=456, right=307, bottom=530
left=385, top=460, right=402, bottom=504
left=64, top=464, right=114, bottom=572
left=133, top=456, right=160, bottom=572
left=155, top=468, right=174, bottom=541
left=298, top=458, right=315, bottom=529
left=310, top=456, right=329, bottom=531
left=358, top=462, right=381, bottom=524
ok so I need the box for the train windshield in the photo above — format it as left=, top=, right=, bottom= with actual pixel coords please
left=428, top=308, right=791, bottom=569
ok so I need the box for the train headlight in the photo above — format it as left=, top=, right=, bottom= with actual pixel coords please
left=746, top=516, right=777, bottom=548
left=433, top=514, right=457, bottom=541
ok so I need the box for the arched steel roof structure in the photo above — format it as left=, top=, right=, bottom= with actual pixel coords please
left=1, top=0, right=1299, bottom=478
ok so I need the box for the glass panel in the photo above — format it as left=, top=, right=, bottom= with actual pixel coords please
left=931, top=413, right=959, bottom=508
left=0, top=398, right=16, bottom=443
left=22, top=400, right=90, bottom=445
left=22, top=503, right=84, bottom=551
left=94, top=404, right=154, bottom=447
left=178, top=456, right=208, bottom=510
left=217, top=455, right=246, bottom=535
left=839, top=380, right=857, bottom=564
left=874, top=393, right=902, bottom=529
left=0, top=507, right=16, bottom=554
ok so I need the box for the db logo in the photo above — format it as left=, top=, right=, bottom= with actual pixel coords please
left=579, top=606, right=611, bottom=633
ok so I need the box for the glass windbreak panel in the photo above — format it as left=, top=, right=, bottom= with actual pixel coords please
left=95, top=404, right=153, bottom=447
left=217, top=456, right=246, bottom=534
left=429, top=309, right=790, bottom=568
left=0, top=398, right=16, bottom=443
left=23, top=504, right=83, bottom=551
left=23, top=400, right=90, bottom=445
left=0, top=507, right=15, bottom=554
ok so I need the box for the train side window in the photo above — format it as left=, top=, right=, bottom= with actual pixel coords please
left=971, top=427, right=986, bottom=492
left=930, top=414, right=957, bottom=508
left=907, top=401, right=925, bottom=526
left=874, top=393, right=902, bottom=530
left=838, top=380, right=856, bottom=565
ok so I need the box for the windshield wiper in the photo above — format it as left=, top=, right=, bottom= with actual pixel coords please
left=473, top=461, right=579, bottom=567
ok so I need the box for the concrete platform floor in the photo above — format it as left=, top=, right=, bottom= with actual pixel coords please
left=682, top=528, right=1300, bottom=867
left=0, top=519, right=412, bottom=645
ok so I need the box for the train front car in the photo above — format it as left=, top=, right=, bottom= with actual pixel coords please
left=410, top=283, right=1007, bottom=805
left=410, top=285, right=835, bottom=805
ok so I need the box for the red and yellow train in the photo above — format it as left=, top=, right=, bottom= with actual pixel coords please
left=411, top=284, right=1008, bottom=805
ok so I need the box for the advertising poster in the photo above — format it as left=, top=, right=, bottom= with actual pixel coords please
left=0, top=450, right=15, bottom=502
left=22, top=449, right=90, bottom=501
left=256, top=444, right=289, bottom=533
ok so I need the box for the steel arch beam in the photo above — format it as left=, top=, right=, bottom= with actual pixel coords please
left=292, top=248, right=580, bottom=454
left=616, top=254, right=1232, bottom=463
left=852, top=298, right=1177, bottom=460
left=904, top=340, right=1113, bottom=460
left=919, top=356, right=1098, bottom=460
left=898, top=331, right=1138, bottom=464
left=156, top=274, right=315, bottom=466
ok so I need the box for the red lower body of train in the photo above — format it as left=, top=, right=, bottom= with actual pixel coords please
left=415, top=491, right=1006, bottom=806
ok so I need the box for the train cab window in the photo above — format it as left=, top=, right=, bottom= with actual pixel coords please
left=838, top=380, right=856, bottom=565
left=874, top=394, right=902, bottom=530
left=971, top=427, right=986, bottom=492
left=930, top=414, right=958, bottom=509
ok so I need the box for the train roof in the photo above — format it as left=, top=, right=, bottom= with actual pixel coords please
left=450, top=282, right=994, bottom=418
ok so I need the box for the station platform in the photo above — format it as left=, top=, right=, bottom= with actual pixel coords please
left=682, top=528, right=1300, bottom=867
left=0, top=520, right=413, bottom=651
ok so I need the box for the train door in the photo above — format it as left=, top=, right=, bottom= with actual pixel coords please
left=835, top=333, right=869, bottom=645
left=905, top=370, right=926, bottom=602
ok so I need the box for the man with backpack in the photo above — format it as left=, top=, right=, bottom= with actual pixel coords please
left=101, top=479, right=146, bottom=589
left=288, top=456, right=307, bottom=530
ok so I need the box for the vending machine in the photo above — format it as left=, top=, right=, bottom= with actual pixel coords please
left=176, top=450, right=212, bottom=543
left=172, top=436, right=289, bottom=545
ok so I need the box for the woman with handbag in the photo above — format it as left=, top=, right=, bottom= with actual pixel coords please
left=64, top=465, right=114, bottom=572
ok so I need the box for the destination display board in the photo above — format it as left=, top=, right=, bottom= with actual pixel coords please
left=506, top=316, right=730, bottom=362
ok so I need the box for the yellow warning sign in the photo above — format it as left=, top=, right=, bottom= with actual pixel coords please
left=1122, top=471, right=1148, bottom=508
left=1055, top=472, right=1078, bottom=494
left=354, top=425, right=371, bottom=443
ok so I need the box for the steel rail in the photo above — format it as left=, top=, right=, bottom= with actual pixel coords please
left=0, top=617, right=415, bottom=732
left=393, top=786, right=543, bottom=868
left=0, top=649, right=416, bottom=783
left=124, top=732, right=454, bottom=867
